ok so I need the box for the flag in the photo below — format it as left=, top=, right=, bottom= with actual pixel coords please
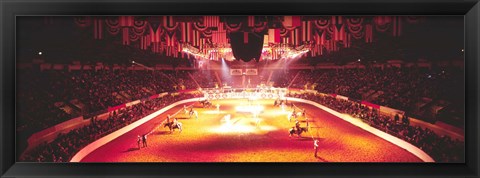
left=204, top=16, right=219, bottom=27
left=122, top=28, right=130, bottom=45
left=244, top=32, right=249, bottom=44
left=248, top=16, right=255, bottom=27
left=365, top=24, right=373, bottom=43
left=119, top=16, right=134, bottom=27
left=166, top=32, right=176, bottom=46
left=315, top=30, right=325, bottom=45
left=290, top=28, right=301, bottom=46
left=193, top=30, right=200, bottom=47
left=150, top=25, right=162, bottom=43
left=93, top=18, right=103, bottom=39
left=181, top=22, right=193, bottom=43
left=283, top=16, right=301, bottom=27
left=302, top=21, right=312, bottom=42
left=268, top=29, right=281, bottom=43
left=163, top=16, right=178, bottom=31
left=393, top=16, right=402, bottom=36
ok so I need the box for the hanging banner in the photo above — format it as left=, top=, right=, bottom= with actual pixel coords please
left=302, top=21, right=312, bottom=42
left=248, top=16, right=255, bottom=27
left=204, top=16, right=219, bottom=27
left=163, top=16, right=178, bottom=31
left=119, top=16, right=134, bottom=27
left=230, top=69, right=243, bottom=75
left=283, top=16, right=301, bottom=28
left=268, top=28, right=281, bottom=43
left=245, top=69, right=258, bottom=75
left=93, top=18, right=103, bottom=39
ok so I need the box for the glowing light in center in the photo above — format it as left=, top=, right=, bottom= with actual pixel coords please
left=235, top=105, right=264, bottom=114
left=210, top=116, right=279, bottom=134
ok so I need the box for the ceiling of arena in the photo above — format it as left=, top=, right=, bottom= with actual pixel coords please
left=17, top=16, right=463, bottom=65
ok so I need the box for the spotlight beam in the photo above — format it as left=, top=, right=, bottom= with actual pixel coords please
left=132, top=61, right=154, bottom=71
left=132, top=61, right=177, bottom=84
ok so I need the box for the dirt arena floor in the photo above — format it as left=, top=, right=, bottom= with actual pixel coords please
left=80, top=99, right=422, bottom=162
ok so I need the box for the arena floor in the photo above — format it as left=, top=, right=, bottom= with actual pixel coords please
left=80, top=99, right=422, bottom=162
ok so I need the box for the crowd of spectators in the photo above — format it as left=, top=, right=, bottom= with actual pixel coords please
left=270, top=70, right=296, bottom=88
left=17, top=69, right=188, bottom=137
left=280, top=67, right=464, bottom=124
left=289, top=93, right=464, bottom=162
left=20, top=93, right=198, bottom=162
left=288, top=70, right=325, bottom=89
left=17, top=70, right=79, bottom=137
left=191, top=70, right=217, bottom=88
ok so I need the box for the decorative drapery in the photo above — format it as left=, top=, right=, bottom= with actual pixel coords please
left=73, top=16, right=424, bottom=59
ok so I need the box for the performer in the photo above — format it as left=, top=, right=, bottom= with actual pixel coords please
left=306, top=117, right=310, bottom=130
left=224, top=114, right=231, bottom=125
left=302, top=108, right=306, bottom=117
left=189, top=108, right=194, bottom=118
left=290, top=110, right=297, bottom=122
left=137, top=135, right=142, bottom=149
left=183, top=105, right=188, bottom=114
left=216, top=103, right=220, bottom=113
left=253, top=110, right=260, bottom=126
left=173, top=118, right=179, bottom=126
left=189, top=108, right=198, bottom=119
left=142, top=134, right=148, bottom=147
left=314, top=139, right=320, bottom=157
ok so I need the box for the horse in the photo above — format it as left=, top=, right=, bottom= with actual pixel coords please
left=288, top=111, right=298, bottom=122
left=289, top=127, right=308, bottom=137
left=200, top=100, right=212, bottom=108
left=189, top=110, right=198, bottom=119
left=164, top=121, right=183, bottom=133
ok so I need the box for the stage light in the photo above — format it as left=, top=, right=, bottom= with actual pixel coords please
left=461, top=49, right=464, bottom=52
left=358, top=59, right=361, bottom=62
left=38, top=51, right=42, bottom=55
left=132, top=60, right=135, bottom=64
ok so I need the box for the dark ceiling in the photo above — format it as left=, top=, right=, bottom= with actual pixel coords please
left=17, top=16, right=464, bottom=65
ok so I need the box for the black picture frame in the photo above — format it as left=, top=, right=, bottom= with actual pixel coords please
left=1, top=0, right=479, bottom=177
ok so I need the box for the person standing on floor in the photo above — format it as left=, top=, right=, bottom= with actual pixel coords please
left=142, top=134, right=148, bottom=147
left=137, top=135, right=142, bottom=149
left=314, top=139, right=320, bottom=158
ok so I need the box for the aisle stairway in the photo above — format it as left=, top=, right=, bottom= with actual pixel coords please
left=214, top=71, right=222, bottom=86
left=187, top=71, right=201, bottom=88
left=287, top=71, right=301, bottom=88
